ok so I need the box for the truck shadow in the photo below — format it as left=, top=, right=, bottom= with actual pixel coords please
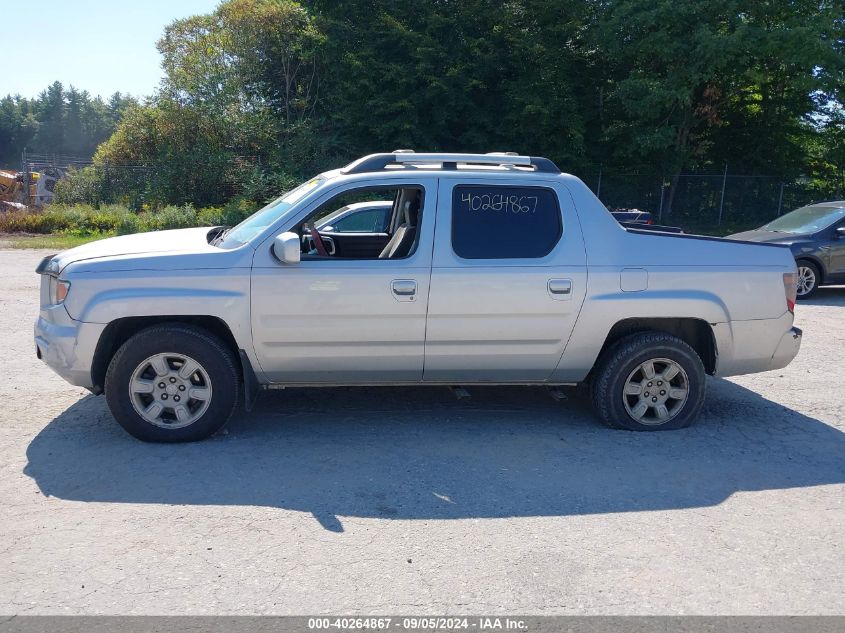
left=801, top=285, right=845, bottom=307
left=24, top=379, right=845, bottom=532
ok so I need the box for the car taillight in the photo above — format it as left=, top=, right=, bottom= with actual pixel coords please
left=783, top=272, right=797, bottom=314
left=647, top=218, right=654, bottom=225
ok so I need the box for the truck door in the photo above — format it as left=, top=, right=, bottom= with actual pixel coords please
left=250, top=178, right=436, bottom=383
left=423, top=178, right=588, bottom=382
left=826, top=218, right=845, bottom=281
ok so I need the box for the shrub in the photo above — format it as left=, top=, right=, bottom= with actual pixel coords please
left=52, top=167, right=107, bottom=206
left=116, top=213, right=140, bottom=235
left=221, top=197, right=258, bottom=225
left=197, top=206, right=225, bottom=226
left=142, top=204, right=198, bottom=231
left=0, top=201, right=256, bottom=237
left=0, top=211, right=51, bottom=233
left=1, top=205, right=123, bottom=235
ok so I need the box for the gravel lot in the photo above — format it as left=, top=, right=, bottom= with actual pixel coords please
left=1, top=248, right=843, bottom=615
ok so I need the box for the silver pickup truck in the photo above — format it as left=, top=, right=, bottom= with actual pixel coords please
left=35, top=152, right=802, bottom=442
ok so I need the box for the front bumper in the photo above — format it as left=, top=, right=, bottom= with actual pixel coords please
left=34, top=303, right=105, bottom=392
left=770, top=326, right=802, bottom=371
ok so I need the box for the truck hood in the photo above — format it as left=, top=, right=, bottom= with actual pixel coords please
left=52, top=227, right=219, bottom=271
left=725, top=229, right=804, bottom=245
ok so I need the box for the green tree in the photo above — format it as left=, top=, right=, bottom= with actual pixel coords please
left=64, top=86, right=85, bottom=155
left=61, top=0, right=845, bottom=218
left=589, top=0, right=844, bottom=214
left=0, top=96, right=38, bottom=166
left=97, top=0, right=330, bottom=206
left=34, top=81, right=66, bottom=154
left=706, top=0, right=845, bottom=178
left=807, top=101, right=845, bottom=199
left=308, top=0, right=589, bottom=163
left=0, top=84, right=137, bottom=167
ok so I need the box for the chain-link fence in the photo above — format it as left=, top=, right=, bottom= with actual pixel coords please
left=17, top=152, right=95, bottom=207
left=578, top=170, right=824, bottom=234
left=18, top=150, right=834, bottom=236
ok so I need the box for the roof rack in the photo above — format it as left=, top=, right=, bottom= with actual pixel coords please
left=341, top=151, right=561, bottom=175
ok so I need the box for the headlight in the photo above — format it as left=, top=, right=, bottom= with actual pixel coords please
left=49, top=277, right=71, bottom=304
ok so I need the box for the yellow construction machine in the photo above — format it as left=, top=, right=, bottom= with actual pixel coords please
left=0, top=168, right=60, bottom=210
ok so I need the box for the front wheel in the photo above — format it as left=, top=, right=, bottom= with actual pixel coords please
left=105, top=324, right=239, bottom=442
left=591, top=332, right=706, bottom=431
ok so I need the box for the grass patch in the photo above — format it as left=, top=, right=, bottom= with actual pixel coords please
left=2, top=233, right=113, bottom=250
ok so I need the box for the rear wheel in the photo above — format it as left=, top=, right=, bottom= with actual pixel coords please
left=796, top=260, right=820, bottom=299
left=591, top=332, right=706, bottom=431
left=105, top=324, right=239, bottom=442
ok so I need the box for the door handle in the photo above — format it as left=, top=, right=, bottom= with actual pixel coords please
left=391, top=279, right=417, bottom=301
left=548, top=278, right=572, bottom=300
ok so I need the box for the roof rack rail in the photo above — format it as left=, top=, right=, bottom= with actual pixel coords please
left=341, top=151, right=561, bottom=175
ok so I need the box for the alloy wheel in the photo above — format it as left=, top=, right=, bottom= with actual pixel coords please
left=796, top=265, right=816, bottom=297
left=128, top=353, right=213, bottom=429
left=622, top=358, right=690, bottom=425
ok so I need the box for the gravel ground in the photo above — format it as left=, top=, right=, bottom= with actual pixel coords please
left=1, top=248, right=843, bottom=615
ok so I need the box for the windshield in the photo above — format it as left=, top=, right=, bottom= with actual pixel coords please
left=216, top=176, right=325, bottom=248
left=762, top=204, right=845, bottom=235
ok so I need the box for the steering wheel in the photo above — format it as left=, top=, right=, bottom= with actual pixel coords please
left=309, top=226, right=329, bottom=256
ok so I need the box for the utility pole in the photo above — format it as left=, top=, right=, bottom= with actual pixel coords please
left=777, top=182, right=785, bottom=216
left=596, top=167, right=602, bottom=199
left=657, top=178, right=665, bottom=221
left=21, top=149, right=30, bottom=208
left=717, top=163, right=728, bottom=226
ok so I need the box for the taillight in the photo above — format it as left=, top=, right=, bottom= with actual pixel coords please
left=783, top=272, right=797, bottom=314
left=647, top=218, right=654, bottom=225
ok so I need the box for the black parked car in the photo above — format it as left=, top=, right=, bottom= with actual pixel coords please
left=610, top=208, right=684, bottom=233
left=727, top=201, right=845, bottom=298
left=610, top=208, right=654, bottom=224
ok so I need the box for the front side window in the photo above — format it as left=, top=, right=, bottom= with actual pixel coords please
left=296, top=185, right=424, bottom=260
left=451, top=185, right=562, bottom=259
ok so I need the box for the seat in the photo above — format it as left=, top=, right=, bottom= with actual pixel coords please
left=378, top=224, right=416, bottom=259
left=378, top=190, right=420, bottom=259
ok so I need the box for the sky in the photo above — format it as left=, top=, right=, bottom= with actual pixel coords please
left=4, top=0, right=221, bottom=100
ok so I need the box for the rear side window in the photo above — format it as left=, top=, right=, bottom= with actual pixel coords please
left=451, top=185, right=562, bottom=259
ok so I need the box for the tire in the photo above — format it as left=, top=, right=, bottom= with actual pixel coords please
left=795, top=260, right=820, bottom=299
left=105, top=324, right=239, bottom=442
left=591, top=331, right=706, bottom=431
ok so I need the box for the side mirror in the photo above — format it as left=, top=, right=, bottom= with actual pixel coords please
left=836, top=226, right=845, bottom=239
left=272, top=231, right=301, bottom=264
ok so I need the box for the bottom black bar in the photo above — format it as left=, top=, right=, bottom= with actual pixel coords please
left=0, top=616, right=843, bottom=633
